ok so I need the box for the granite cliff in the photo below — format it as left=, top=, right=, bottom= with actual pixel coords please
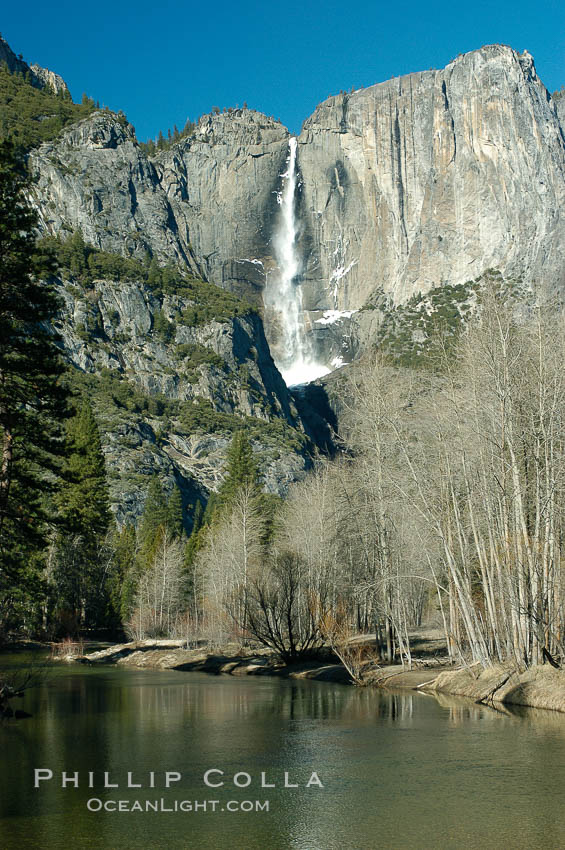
left=0, top=35, right=68, bottom=94
left=26, top=44, right=565, bottom=374
left=47, top=252, right=319, bottom=526
left=4, top=38, right=565, bottom=521
left=296, top=45, right=565, bottom=364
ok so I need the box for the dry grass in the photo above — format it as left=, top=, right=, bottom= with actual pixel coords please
left=50, top=638, right=85, bottom=659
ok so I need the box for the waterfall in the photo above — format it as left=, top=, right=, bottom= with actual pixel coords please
left=265, top=137, right=329, bottom=387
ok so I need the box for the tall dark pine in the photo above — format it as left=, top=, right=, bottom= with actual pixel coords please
left=51, top=398, right=111, bottom=631
left=138, top=475, right=169, bottom=563
left=0, top=139, right=67, bottom=628
left=216, top=430, right=259, bottom=512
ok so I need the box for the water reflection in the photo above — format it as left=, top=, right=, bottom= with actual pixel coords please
left=1, top=660, right=565, bottom=850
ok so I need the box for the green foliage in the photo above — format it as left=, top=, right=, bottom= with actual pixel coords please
left=50, top=399, right=112, bottom=632
left=175, top=343, right=226, bottom=381
left=216, top=430, right=259, bottom=512
left=69, top=369, right=170, bottom=419
left=377, top=280, right=480, bottom=369
left=40, top=230, right=148, bottom=288
left=258, top=492, right=282, bottom=546
left=184, top=499, right=205, bottom=570
left=118, top=478, right=187, bottom=622
left=167, top=485, right=185, bottom=539
left=375, top=272, right=528, bottom=370
left=110, top=524, right=138, bottom=626
left=153, top=308, right=175, bottom=342
left=177, top=399, right=234, bottom=434
left=40, top=232, right=254, bottom=325
left=0, top=63, right=96, bottom=151
left=56, top=399, right=111, bottom=538
left=137, top=478, right=185, bottom=558
left=137, top=475, right=170, bottom=568
left=177, top=398, right=306, bottom=450
left=0, top=139, right=68, bottom=631
left=139, top=117, right=198, bottom=156
left=178, top=282, right=253, bottom=326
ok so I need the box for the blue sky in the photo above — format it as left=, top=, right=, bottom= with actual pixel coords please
left=2, top=1, right=564, bottom=141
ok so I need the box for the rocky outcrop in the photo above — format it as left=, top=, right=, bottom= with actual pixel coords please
left=29, top=63, right=69, bottom=95
left=0, top=36, right=31, bottom=76
left=27, top=44, right=565, bottom=374
left=51, top=272, right=315, bottom=526
left=554, top=91, right=565, bottom=132
left=0, top=35, right=69, bottom=94
left=30, top=113, right=202, bottom=275
left=7, top=35, right=564, bottom=431
left=296, top=45, right=565, bottom=363
left=158, top=110, right=290, bottom=302
left=30, top=108, right=291, bottom=304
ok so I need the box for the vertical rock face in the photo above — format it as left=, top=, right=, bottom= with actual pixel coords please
left=50, top=272, right=311, bottom=523
left=297, top=45, right=565, bottom=323
left=30, top=113, right=203, bottom=275
left=29, top=63, right=69, bottom=96
left=0, top=36, right=31, bottom=76
left=30, top=109, right=290, bottom=302
left=22, top=41, right=565, bottom=376
left=554, top=92, right=565, bottom=132
left=158, top=110, right=290, bottom=302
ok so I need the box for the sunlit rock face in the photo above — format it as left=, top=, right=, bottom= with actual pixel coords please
left=29, top=44, right=565, bottom=379
left=296, top=45, right=565, bottom=319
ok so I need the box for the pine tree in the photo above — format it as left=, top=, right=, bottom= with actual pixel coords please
left=137, top=475, right=168, bottom=566
left=58, top=399, right=110, bottom=537
left=51, top=398, right=111, bottom=632
left=216, top=430, right=259, bottom=512
left=184, top=499, right=204, bottom=569
left=0, top=139, right=68, bottom=631
left=167, top=484, right=184, bottom=539
left=110, top=524, right=138, bottom=626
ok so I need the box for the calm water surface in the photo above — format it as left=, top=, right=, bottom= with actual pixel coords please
left=1, top=653, right=565, bottom=850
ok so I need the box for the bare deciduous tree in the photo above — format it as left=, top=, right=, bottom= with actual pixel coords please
left=128, top=531, right=186, bottom=639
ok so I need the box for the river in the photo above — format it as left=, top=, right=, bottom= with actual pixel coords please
left=1, top=654, right=564, bottom=849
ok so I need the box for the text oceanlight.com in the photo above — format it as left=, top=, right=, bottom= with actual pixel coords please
left=33, top=769, right=323, bottom=811
left=86, top=799, right=270, bottom=813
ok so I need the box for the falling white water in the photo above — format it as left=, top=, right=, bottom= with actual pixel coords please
left=265, top=137, right=329, bottom=387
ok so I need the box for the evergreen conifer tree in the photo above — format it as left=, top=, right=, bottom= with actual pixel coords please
left=0, top=139, right=68, bottom=632
left=216, top=430, right=259, bottom=512
left=184, top=499, right=204, bottom=569
left=51, top=398, right=111, bottom=631
left=57, top=399, right=111, bottom=538
left=137, top=475, right=168, bottom=566
left=166, top=484, right=184, bottom=539
left=110, top=524, right=138, bottom=627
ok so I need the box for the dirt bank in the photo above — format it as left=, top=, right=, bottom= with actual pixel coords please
left=75, top=640, right=445, bottom=688
left=73, top=640, right=565, bottom=713
left=429, top=663, right=565, bottom=713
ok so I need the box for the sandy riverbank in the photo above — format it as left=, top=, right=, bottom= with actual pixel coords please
left=72, top=639, right=450, bottom=689
left=429, top=663, right=565, bottom=712
left=69, top=638, right=565, bottom=714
